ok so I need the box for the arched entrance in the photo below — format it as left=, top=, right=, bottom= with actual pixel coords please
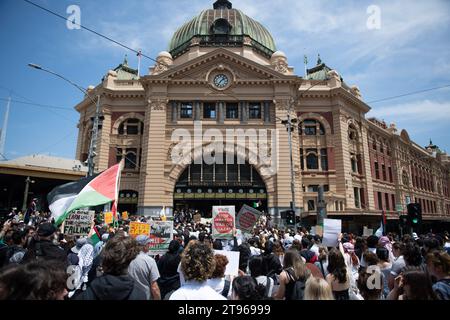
left=173, top=155, right=267, bottom=217
left=118, top=190, right=139, bottom=215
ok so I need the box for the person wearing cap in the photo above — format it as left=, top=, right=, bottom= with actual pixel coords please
left=128, top=235, right=161, bottom=300
left=21, top=222, right=66, bottom=264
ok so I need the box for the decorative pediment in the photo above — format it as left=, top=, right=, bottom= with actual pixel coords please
left=142, top=48, right=298, bottom=84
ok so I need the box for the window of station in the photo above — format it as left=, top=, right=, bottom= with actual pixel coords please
left=226, top=103, right=239, bottom=119
left=248, top=102, right=262, bottom=119
left=180, top=102, right=193, bottom=119
left=118, top=118, right=144, bottom=135
left=203, top=102, right=216, bottom=119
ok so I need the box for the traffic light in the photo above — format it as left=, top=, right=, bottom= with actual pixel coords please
left=399, top=215, right=409, bottom=228
left=283, top=210, right=295, bottom=225
left=407, top=203, right=422, bottom=226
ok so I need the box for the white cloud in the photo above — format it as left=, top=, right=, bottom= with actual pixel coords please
left=368, top=99, right=450, bottom=123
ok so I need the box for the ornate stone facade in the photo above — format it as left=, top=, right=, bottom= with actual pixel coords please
left=74, top=1, right=450, bottom=231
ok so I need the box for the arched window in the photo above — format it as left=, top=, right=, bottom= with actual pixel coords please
left=348, top=124, right=358, bottom=141
left=116, top=148, right=139, bottom=170
left=212, top=18, right=231, bottom=35
left=118, top=118, right=144, bottom=135
left=299, top=119, right=325, bottom=136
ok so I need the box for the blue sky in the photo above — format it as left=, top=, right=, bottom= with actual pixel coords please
left=0, top=0, right=449, bottom=160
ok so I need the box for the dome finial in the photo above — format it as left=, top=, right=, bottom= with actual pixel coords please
left=123, top=54, right=128, bottom=66
left=317, top=53, right=322, bottom=65
left=213, top=0, right=232, bottom=9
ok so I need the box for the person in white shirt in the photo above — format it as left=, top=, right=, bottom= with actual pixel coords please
left=170, top=241, right=226, bottom=300
left=206, top=254, right=233, bottom=299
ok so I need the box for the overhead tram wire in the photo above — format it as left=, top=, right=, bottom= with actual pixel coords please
left=0, top=97, right=75, bottom=112
left=366, top=84, right=450, bottom=104
left=24, top=0, right=450, bottom=108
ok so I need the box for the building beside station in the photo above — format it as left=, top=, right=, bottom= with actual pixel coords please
left=72, top=0, right=450, bottom=232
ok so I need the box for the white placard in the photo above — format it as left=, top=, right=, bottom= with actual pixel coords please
left=214, top=249, right=240, bottom=277
left=322, top=218, right=342, bottom=247
left=363, top=226, right=373, bottom=237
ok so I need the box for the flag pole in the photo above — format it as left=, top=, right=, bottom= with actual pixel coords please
left=137, top=49, right=142, bottom=79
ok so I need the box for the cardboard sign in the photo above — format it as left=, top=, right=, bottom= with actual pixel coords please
left=129, top=222, right=150, bottom=238
left=212, top=206, right=235, bottom=239
left=63, top=210, right=95, bottom=236
left=322, top=218, right=342, bottom=247
left=122, top=211, right=129, bottom=220
left=193, top=213, right=201, bottom=223
left=148, top=221, right=173, bottom=254
left=104, top=212, right=113, bottom=225
left=363, top=226, right=373, bottom=237
left=236, top=204, right=261, bottom=233
left=214, top=249, right=240, bottom=277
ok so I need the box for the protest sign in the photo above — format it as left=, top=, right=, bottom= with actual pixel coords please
left=129, top=221, right=150, bottom=238
left=363, top=226, right=373, bottom=237
left=63, top=210, right=95, bottom=236
left=104, top=212, right=113, bottom=225
left=193, top=213, right=201, bottom=223
left=148, top=221, right=173, bottom=255
left=236, top=204, right=261, bottom=233
left=214, top=250, right=240, bottom=277
left=122, top=211, right=129, bottom=220
left=212, top=206, right=235, bottom=239
left=322, top=218, right=342, bottom=247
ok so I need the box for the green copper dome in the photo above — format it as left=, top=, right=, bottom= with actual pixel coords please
left=169, top=1, right=277, bottom=58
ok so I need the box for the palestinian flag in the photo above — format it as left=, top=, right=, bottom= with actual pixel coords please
left=49, top=161, right=124, bottom=226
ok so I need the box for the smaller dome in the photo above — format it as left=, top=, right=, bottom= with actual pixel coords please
left=157, top=51, right=173, bottom=59
left=271, top=51, right=286, bottom=59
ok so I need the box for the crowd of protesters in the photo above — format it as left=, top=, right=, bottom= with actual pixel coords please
left=0, top=207, right=449, bottom=301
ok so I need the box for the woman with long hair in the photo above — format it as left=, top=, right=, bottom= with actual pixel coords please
left=274, top=249, right=311, bottom=300
left=326, top=248, right=350, bottom=300
left=304, top=276, right=334, bottom=300
left=387, top=267, right=437, bottom=300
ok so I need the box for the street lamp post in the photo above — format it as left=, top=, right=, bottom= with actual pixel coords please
left=22, top=176, right=35, bottom=212
left=278, top=98, right=300, bottom=230
left=28, top=63, right=101, bottom=176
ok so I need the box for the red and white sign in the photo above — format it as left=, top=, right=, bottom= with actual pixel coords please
left=212, top=206, right=235, bottom=239
left=236, top=204, right=262, bottom=233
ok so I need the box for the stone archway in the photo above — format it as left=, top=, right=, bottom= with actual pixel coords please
left=167, top=143, right=276, bottom=210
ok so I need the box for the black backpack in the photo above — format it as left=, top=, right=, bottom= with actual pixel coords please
left=286, top=268, right=306, bottom=300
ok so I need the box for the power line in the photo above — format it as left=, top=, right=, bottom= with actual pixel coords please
left=23, top=0, right=158, bottom=64
left=367, top=84, right=450, bottom=104
left=0, top=97, right=75, bottom=112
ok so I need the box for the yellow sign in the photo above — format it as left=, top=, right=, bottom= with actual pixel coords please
left=104, top=212, right=113, bottom=225
left=129, top=222, right=150, bottom=238
left=122, top=211, right=129, bottom=220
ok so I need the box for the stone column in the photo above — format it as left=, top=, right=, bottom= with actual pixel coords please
left=194, top=101, right=201, bottom=121
left=333, top=110, right=354, bottom=209
left=138, top=99, right=172, bottom=216
left=361, top=123, right=375, bottom=210
left=171, top=101, right=178, bottom=123
left=240, top=101, right=248, bottom=124
left=218, top=101, right=225, bottom=124
left=264, top=101, right=270, bottom=124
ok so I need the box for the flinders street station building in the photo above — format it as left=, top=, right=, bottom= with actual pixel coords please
left=73, top=0, right=450, bottom=232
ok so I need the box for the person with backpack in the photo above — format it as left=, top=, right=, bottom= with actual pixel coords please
left=207, top=254, right=232, bottom=299
left=248, top=255, right=274, bottom=298
left=274, top=249, right=311, bottom=300
left=426, top=251, right=450, bottom=300
left=6, top=230, right=27, bottom=265
left=21, top=222, right=66, bottom=264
